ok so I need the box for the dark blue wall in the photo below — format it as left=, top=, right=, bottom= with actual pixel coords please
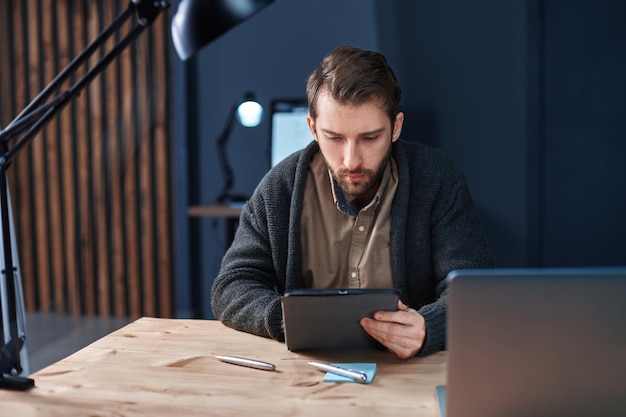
left=540, top=0, right=626, bottom=266
left=376, top=0, right=531, bottom=267
left=171, top=0, right=626, bottom=318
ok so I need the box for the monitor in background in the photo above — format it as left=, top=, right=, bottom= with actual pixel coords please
left=269, top=99, right=311, bottom=168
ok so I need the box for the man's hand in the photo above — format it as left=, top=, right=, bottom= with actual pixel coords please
left=360, top=300, right=426, bottom=359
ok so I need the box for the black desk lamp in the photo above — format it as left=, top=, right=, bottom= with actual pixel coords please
left=0, top=0, right=274, bottom=391
left=216, top=92, right=263, bottom=203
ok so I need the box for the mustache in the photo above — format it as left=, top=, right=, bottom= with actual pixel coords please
left=336, top=168, right=372, bottom=176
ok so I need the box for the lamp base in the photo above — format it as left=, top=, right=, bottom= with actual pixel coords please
left=0, top=373, right=35, bottom=390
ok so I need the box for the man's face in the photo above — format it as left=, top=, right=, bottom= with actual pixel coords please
left=307, top=93, right=404, bottom=207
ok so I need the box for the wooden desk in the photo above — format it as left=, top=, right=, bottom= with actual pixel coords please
left=0, top=318, right=446, bottom=416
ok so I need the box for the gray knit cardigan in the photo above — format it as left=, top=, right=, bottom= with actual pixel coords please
left=211, top=140, right=493, bottom=355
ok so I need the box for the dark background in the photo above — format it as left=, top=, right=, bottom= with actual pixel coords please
left=170, top=0, right=626, bottom=318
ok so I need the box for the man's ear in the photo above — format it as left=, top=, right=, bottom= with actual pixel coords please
left=392, top=112, right=404, bottom=142
left=307, top=115, right=317, bottom=141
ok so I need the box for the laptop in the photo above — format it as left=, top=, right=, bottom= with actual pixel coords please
left=281, top=288, right=399, bottom=351
left=442, top=267, right=626, bottom=417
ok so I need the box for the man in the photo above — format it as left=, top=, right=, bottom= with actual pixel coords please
left=211, top=45, right=493, bottom=359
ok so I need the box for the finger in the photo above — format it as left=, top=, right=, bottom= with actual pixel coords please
left=373, top=300, right=411, bottom=323
left=366, top=311, right=427, bottom=344
left=361, top=320, right=422, bottom=359
left=362, top=319, right=413, bottom=346
left=374, top=308, right=415, bottom=325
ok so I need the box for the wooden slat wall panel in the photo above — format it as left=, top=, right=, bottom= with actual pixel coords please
left=0, top=0, right=174, bottom=318
left=57, top=0, right=82, bottom=316
left=102, top=2, right=126, bottom=319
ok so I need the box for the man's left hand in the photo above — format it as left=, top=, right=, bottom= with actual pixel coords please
left=360, top=300, right=426, bottom=359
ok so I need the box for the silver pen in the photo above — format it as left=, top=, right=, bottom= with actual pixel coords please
left=308, top=361, right=368, bottom=382
left=215, top=355, right=276, bottom=371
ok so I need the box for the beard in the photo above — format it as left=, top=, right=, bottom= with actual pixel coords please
left=328, top=147, right=392, bottom=200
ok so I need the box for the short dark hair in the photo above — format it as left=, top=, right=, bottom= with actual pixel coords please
left=306, top=45, right=402, bottom=123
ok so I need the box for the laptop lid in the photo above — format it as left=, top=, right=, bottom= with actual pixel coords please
left=445, top=267, right=626, bottom=417
left=281, top=288, right=399, bottom=351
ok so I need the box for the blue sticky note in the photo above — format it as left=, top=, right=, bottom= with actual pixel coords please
left=323, top=363, right=377, bottom=384
left=435, top=385, right=446, bottom=417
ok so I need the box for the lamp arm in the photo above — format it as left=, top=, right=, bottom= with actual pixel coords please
left=215, top=104, right=238, bottom=202
left=0, top=0, right=169, bottom=390
left=0, top=94, right=69, bottom=144
left=0, top=165, right=30, bottom=390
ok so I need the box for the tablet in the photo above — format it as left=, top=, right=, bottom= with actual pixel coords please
left=281, top=288, right=400, bottom=351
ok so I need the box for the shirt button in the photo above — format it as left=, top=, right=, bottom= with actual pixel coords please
left=358, top=225, right=365, bottom=232
left=351, top=272, right=357, bottom=278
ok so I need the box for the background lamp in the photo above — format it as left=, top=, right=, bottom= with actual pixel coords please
left=216, top=92, right=263, bottom=203
left=0, top=0, right=274, bottom=391
left=237, top=99, right=263, bottom=127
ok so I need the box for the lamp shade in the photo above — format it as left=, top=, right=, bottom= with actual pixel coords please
left=237, top=99, right=263, bottom=127
left=171, top=0, right=275, bottom=60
